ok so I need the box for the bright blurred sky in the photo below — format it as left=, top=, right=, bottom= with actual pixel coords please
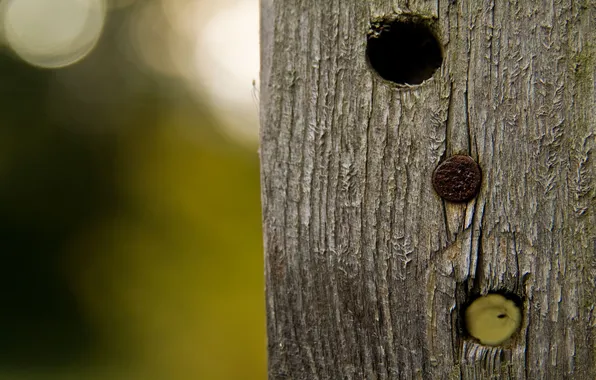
left=1, top=0, right=260, bottom=144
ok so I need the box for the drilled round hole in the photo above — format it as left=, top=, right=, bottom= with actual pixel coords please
left=366, top=17, right=443, bottom=85
left=462, top=292, right=523, bottom=347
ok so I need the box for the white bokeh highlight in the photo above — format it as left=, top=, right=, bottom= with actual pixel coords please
left=194, top=0, right=260, bottom=144
left=2, top=0, right=107, bottom=69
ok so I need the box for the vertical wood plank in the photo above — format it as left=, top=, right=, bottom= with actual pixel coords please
left=260, top=1, right=595, bottom=378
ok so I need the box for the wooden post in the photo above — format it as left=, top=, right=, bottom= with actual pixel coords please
left=259, top=1, right=595, bottom=378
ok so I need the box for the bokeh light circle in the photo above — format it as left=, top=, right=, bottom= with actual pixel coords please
left=2, top=0, right=107, bottom=69
left=193, top=0, right=260, bottom=144
left=197, top=0, right=259, bottom=105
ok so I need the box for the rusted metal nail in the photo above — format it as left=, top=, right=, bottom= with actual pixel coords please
left=432, top=155, right=481, bottom=202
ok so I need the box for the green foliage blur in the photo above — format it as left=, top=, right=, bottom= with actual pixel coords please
left=0, top=2, right=265, bottom=379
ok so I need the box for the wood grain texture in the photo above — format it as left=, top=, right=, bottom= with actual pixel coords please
left=259, top=0, right=596, bottom=379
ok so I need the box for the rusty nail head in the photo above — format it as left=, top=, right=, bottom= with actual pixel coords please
left=432, top=155, right=481, bottom=202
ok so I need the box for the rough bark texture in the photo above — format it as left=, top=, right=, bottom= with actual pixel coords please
left=260, top=0, right=596, bottom=379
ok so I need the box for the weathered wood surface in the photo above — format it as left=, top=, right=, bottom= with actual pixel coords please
left=259, top=0, right=595, bottom=379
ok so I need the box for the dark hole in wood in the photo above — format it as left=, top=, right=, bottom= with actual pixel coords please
left=498, top=314, right=507, bottom=319
left=366, top=17, right=443, bottom=85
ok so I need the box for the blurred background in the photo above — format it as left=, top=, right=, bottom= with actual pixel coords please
left=0, top=0, right=265, bottom=379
